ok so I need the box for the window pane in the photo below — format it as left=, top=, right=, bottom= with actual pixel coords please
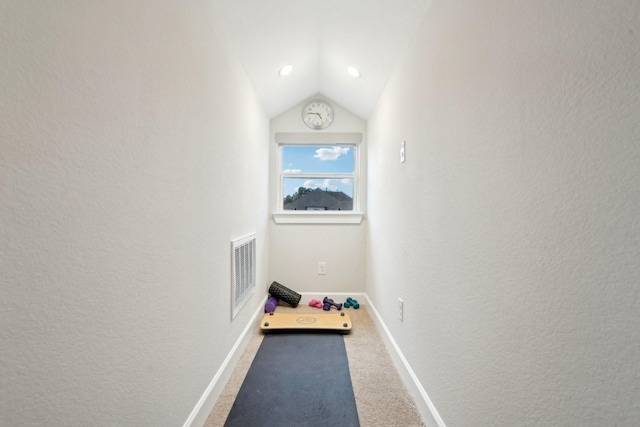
left=282, top=145, right=354, bottom=173
left=283, top=178, right=354, bottom=211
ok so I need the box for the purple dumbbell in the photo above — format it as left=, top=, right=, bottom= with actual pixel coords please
left=322, top=296, right=342, bottom=310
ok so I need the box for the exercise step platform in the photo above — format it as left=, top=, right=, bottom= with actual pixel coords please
left=260, top=312, right=352, bottom=333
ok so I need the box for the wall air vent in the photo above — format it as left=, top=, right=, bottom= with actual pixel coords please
left=231, top=233, right=256, bottom=319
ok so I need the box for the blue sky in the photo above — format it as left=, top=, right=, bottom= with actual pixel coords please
left=282, top=145, right=354, bottom=197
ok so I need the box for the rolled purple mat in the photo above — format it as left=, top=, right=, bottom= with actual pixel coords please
left=264, top=296, right=278, bottom=313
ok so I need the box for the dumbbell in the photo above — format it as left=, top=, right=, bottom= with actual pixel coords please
left=344, top=297, right=360, bottom=309
left=322, top=296, right=342, bottom=310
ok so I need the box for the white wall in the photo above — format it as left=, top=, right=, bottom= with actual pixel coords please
left=367, top=1, right=640, bottom=426
left=0, top=2, right=269, bottom=426
left=268, top=97, right=367, bottom=294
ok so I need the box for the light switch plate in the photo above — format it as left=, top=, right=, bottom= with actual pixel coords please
left=401, top=140, right=406, bottom=163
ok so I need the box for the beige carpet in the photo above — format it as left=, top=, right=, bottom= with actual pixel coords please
left=204, top=303, right=425, bottom=427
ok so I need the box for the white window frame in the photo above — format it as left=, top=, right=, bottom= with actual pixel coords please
left=273, top=132, right=364, bottom=224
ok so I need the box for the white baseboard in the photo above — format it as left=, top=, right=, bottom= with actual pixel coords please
left=363, top=295, right=447, bottom=427
left=182, top=295, right=267, bottom=427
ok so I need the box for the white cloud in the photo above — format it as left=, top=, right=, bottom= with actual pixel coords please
left=303, top=179, right=340, bottom=191
left=303, top=179, right=320, bottom=188
left=314, top=146, right=350, bottom=161
left=283, top=169, right=302, bottom=173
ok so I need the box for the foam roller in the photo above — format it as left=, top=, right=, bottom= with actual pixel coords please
left=268, top=281, right=301, bottom=307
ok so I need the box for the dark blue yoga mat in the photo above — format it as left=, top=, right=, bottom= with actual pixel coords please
left=224, top=332, right=360, bottom=427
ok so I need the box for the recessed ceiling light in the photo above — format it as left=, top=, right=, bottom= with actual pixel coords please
left=347, top=66, right=361, bottom=78
left=279, top=65, right=293, bottom=76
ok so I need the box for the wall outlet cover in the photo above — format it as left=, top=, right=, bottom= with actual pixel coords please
left=318, top=262, right=327, bottom=275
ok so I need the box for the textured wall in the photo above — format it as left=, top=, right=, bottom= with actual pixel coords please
left=366, top=1, right=640, bottom=426
left=0, top=1, right=269, bottom=426
left=268, top=98, right=367, bottom=294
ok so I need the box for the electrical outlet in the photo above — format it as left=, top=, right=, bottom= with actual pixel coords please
left=398, top=297, right=404, bottom=322
left=318, top=262, right=327, bottom=275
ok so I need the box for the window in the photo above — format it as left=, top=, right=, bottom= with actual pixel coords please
left=274, top=133, right=363, bottom=224
left=282, top=145, right=355, bottom=211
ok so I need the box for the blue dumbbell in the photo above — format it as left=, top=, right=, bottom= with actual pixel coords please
left=344, top=297, right=359, bottom=309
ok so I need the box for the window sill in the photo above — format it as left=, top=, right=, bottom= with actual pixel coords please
left=272, top=212, right=364, bottom=224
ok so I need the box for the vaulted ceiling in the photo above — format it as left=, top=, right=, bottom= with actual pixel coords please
left=213, top=0, right=432, bottom=119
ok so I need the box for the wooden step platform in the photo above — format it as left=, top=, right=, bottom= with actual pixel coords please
left=260, top=312, right=352, bottom=333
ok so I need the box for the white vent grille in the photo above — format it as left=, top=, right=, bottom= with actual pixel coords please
left=231, top=233, right=256, bottom=319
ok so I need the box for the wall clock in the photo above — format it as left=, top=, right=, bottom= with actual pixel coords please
left=302, top=100, right=334, bottom=130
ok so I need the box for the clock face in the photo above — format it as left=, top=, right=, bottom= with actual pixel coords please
left=302, top=100, right=334, bottom=130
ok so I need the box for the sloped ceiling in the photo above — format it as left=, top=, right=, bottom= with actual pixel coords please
left=213, top=0, right=432, bottom=119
